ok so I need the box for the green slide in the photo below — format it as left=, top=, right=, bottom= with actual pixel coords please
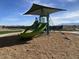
left=23, top=20, right=39, bottom=33
left=19, top=23, right=46, bottom=40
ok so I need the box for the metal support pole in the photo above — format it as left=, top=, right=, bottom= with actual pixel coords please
left=47, top=14, right=49, bottom=35
left=39, top=15, right=41, bottom=22
left=39, top=9, right=44, bottom=22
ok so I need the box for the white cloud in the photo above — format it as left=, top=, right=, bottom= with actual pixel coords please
left=51, top=10, right=79, bottom=19
left=24, top=0, right=56, bottom=7
left=65, top=11, right=79, bottom=18
left=50, top=10, right=79, bottom=25
left=67, top=0, right=77, bottom=2
left=24, top=0, right=40, bottom=4
left=59, top=0, right=78, bottom=2
left=38, top=3, right=56, bottom=7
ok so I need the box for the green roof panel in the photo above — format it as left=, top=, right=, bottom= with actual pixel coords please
left=24, top=4, right=65, bottom=16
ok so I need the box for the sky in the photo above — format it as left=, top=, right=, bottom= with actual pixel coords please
left=0, top=0, right=79, bottom=26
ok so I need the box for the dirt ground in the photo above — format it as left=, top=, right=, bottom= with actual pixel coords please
left=0, top=32, right=79, bottom=59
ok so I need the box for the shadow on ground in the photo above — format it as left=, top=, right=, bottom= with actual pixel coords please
left=0, top=35, right=32, bottom=48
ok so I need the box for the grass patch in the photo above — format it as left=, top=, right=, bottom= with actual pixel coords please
left=0, top=31, right=21, bottom=34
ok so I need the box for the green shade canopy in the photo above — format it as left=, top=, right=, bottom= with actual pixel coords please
left=24, top=4, right=65, bottom=16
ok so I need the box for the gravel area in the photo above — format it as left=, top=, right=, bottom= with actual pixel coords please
left=0, top=32, right=79, bottom=59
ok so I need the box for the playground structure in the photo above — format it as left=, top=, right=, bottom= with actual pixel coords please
left=19, top=4, right=65, bottom=39
left=24, top=4, right=65, bottom=34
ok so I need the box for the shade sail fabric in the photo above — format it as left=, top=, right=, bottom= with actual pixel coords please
left=24, top=4, right=65, bottom=16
